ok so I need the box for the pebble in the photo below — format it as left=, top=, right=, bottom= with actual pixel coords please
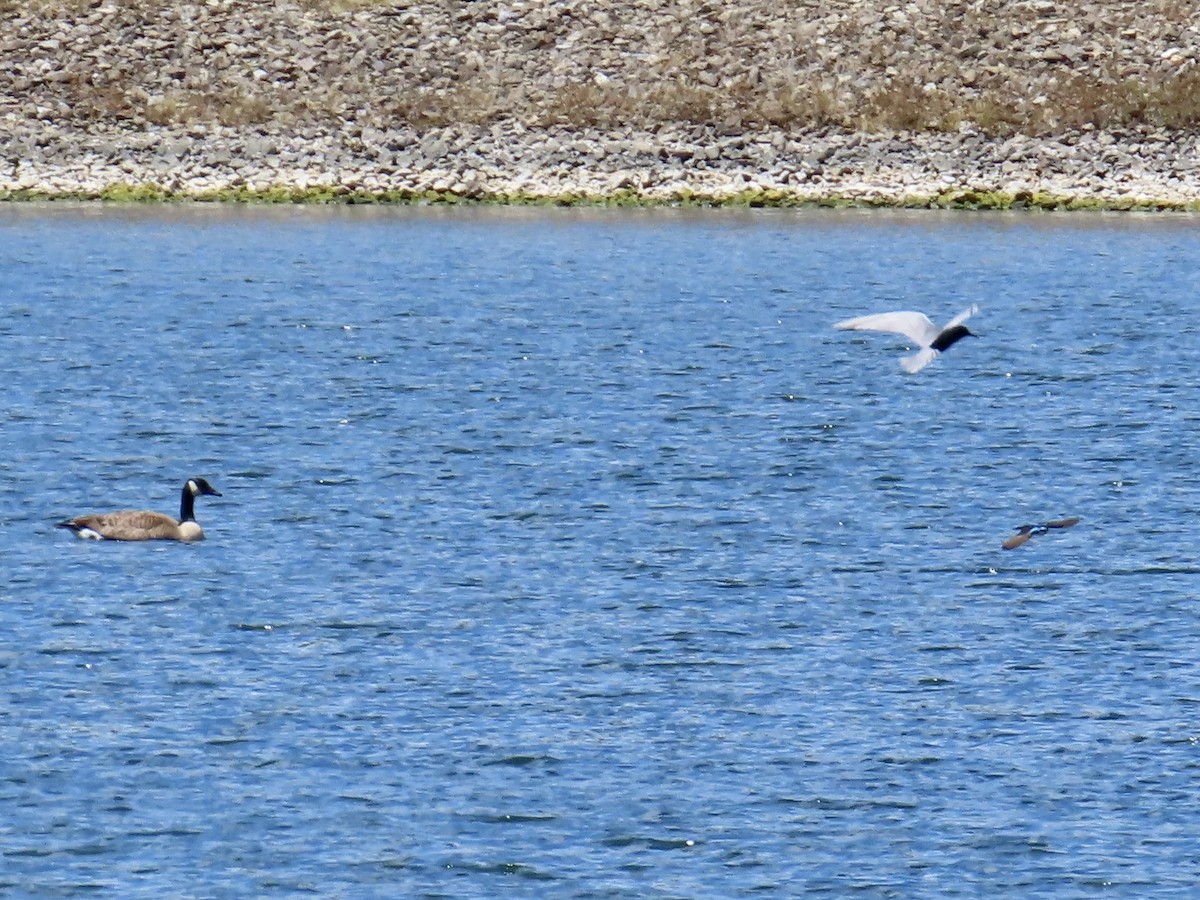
left=3, top=1, right=1200, bottom=204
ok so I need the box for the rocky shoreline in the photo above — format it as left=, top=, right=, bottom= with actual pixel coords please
left=4, top=0, right=1200, bottom=208
left=7, top=118, right=1200, bottom=208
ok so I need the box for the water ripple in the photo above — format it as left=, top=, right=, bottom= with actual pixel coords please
left=3, top=206, right=1200, bottom=895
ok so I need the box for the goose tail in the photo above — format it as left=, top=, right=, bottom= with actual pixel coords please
left=57, top=519, right=104, bottom=540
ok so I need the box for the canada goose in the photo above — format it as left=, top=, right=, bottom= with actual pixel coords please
left=834, top=304, right=980, bottom=373
left=57, top=477, right=222, bottom=542
left=1001, top=516, right=1080, bottom=550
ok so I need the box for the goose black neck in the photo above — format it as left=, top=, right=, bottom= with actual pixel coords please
left=179, top=485, right=197, bottom=523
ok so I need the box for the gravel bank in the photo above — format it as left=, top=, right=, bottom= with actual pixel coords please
left=4, top=0, right=1200, bottom=207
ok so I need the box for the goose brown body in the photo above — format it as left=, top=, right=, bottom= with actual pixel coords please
left=58, top=478, right=221, bottom=542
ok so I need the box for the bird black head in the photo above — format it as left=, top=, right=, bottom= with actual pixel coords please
left=931, top=324, right=975, bottom=352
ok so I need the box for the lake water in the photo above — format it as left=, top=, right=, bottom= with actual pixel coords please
left=2, top=204, right=1200, bottom=897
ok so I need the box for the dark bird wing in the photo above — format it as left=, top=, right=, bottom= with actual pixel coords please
left=1044, top=517, right=1081, bottom=529
left=1001, top=527, right=1036, bottom=550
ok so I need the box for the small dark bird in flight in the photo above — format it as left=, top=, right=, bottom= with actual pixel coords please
left=835, top=304, right=980, bottom=373
left=1001, top=517, right=1081, bottom=550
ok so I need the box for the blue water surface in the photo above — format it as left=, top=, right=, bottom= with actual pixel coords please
left=2, top=204, right=1200, bottom=897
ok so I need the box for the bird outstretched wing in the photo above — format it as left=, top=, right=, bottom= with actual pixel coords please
left=944, top=304, right=981, bottom=330
left=833, top=311, right=941, bottom=347
left=900, top=347, right=939, bottom=374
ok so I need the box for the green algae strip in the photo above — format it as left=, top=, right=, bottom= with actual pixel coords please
left=0, top=183, right=1195, bottom=212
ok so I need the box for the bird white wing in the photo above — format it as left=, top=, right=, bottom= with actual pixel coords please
left=944, top=304, right=981, bottom=330
left=900, top=347, right=938, bottom=373
left=833, top=311, right=940, bottom=347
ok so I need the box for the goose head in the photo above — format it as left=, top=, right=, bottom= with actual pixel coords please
left=186, top=478, right=222, bottom=499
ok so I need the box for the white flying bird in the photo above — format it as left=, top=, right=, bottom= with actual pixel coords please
left=834, top=304, right=980, bottom=373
